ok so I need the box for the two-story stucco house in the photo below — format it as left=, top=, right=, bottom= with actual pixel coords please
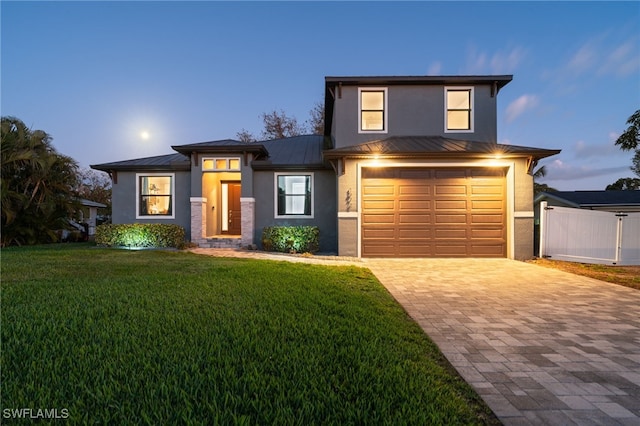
left=91, top=75, right=560, bottom=259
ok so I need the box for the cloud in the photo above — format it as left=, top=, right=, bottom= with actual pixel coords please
left=573, top=139, right=627, bottom=159
left=598, top=39, right=640, bottom=77
left=558, top=35, right=640, bottom=80
left=464, top=46, right=526, bottom=74
left=505, top=94, right=539, bottom=123
left=544, top=159, right=629, bottom=181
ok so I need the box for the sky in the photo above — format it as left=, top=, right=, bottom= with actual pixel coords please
left=2, top=1, right=639, bottom=191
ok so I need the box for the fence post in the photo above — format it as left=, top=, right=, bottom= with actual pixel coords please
left=539, top=201, right=547, bottom=258
left=614, top=213, right=627, bottom=265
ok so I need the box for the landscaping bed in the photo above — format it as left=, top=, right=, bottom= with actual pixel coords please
left=1, top=244, right=499, bottom=424
left=529, top=258, right=640, bottom=290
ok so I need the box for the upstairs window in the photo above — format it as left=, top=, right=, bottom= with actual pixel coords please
left=445, top=87, right=474, bottom=132
left=137, top=174, right=174, bottom=218
left=359, top=88, right=387, bottom=133
left=275, top=173, right=313, bottom=218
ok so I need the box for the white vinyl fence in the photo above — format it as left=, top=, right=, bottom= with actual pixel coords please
left=539, top=201, right=640, bottom=265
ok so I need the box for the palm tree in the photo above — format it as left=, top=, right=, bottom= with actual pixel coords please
left=533, top=165, right=557, bottom=195
left=1, top=117, right=80, bottom=246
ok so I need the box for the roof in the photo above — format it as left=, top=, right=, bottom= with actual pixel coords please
left=324, top=75, right=513, bottom=136
left=171, top=139, right=268, bottom=157
left=252, top=135, right=328, bottom=169
left=90, top=153, right=190, bottom=172
left=90, top=135, right=329, bottom=172
left=323, top=136, right=561, bottom=160
left=535, top=191, right=640, bottom=208
left=325, top=75, right=512, bottom=88
left=80, top=199, right=107, bottom=208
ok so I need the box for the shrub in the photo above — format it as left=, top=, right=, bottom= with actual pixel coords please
left=95, top=224, right=185, bottom=249
left=262, top=226, right=319, bottom=254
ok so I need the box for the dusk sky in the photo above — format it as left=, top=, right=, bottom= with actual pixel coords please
left=2, top=1, right=639, bottom=191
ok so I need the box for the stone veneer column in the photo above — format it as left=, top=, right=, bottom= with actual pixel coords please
left=240, top=197, right=255, bottom=247
left=190, top=197, right=207, bottom=244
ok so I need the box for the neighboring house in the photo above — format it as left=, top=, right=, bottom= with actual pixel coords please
left=64, top=198, right=107, bottom=241
left=534, top=191, right=640, bottom=214
left=91, top=75, right=560, bottom=259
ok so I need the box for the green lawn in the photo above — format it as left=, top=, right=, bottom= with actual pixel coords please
left=1, top=245, right=498, bottom=425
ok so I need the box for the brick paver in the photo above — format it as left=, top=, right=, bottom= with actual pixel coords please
left=364, top=258, right=640, bottom=426
left=191, top=250, right=640, bottom=425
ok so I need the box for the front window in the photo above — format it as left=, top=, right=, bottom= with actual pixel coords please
left=275, top=174, right=313, bottom=217
left=445, top=87, right=474, bottom=132
left=137, top=174, right=174, bottom=218
left=359, top=88, right=387, bottom=133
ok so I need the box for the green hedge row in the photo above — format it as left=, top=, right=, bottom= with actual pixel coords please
left=95, top=224, right=186, bottom=249
left=262, top=226, right=319, bottom=254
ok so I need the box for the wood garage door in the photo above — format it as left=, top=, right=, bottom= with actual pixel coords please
left=361, top=167, right=506, bottom=257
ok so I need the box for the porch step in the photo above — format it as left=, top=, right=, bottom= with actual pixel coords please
left=198, top=237, right=242, bottom=249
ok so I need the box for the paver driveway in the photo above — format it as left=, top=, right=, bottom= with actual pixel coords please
left=364, top=258, right=640, bottom=426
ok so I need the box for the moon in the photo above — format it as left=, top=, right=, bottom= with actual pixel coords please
left=140, top=130, right=150, bottom=140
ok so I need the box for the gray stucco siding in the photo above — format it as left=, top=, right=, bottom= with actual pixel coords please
left=110, top=170, right=192, bottom=239
left=331, top=84, right=498, bottom=148
left=252, top=169, right=337, bottom=253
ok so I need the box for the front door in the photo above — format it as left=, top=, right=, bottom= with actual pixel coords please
left=223, top=182, right=242, bottom=235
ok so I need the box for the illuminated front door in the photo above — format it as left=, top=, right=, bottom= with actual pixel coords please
left=222, top=181, right=241, bottom=235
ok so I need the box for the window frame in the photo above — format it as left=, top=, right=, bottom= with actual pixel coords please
left=444, top=86, right=474, bottom=133
left=202, top=157, right=241, bottom=171
left=136, top=172, right=176, bottom=219
left=358, top=87, right=388, bottom=134
left=274, top=172, right=314, bottom=219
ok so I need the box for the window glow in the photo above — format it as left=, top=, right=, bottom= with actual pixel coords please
left=445, top=88, right=473, bottom=132
left=360, top=89, right=387, bottom=132
left=276, top=174, right=312, bottom=217
left=139, top=175, right=172, bottom=216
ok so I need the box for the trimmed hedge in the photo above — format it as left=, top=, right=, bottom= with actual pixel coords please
left=262, top=226, right=319, bottom=254
left=95, top=224, right=186, bottom=249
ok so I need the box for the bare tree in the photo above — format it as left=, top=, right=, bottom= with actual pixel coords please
left=260, top=110, right=303, bottom=140
left=236, top=128, right=256, bottom=143
left=306, top=101, right=324, bottom=135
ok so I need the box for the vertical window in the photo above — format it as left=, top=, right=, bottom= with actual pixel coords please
left=445, top=87, right=474, bottom=132
left=359, top=88, right=388, bottom=133
left=275, top=174, right=313, bottom=217
left=137, top=174, right=174, bottom=218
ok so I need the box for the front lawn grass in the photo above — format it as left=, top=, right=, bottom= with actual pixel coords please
left=1, top=245, right=498, bottom=424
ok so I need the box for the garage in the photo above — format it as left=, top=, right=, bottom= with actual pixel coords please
left=361, top=167, right=506, bottom=257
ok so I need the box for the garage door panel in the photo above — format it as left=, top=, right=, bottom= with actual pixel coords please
left=398, top=185, right=430, bottom=196
left=362, top=200, right=395, bottom=210
left=435, top=200, right=467, bottom=210
left=434, top=228, right=467, bottom=239
left=471, top=200, right=503, bottom=210
left=361, top=167, right=506, bottom=258
left=471, top=228, right=504, bottom=239
left=363, top=185, right=395, bottom=196
left=399, top=200, right=431, bottom=210
left=471, top=185, right=504, bottom=195
left=435, top=214, right=467, bottom=224
left=470, top=244, right=506, bottom=256
left=398, top=228, right=432, bottom=239
left=471, top=214, right=504, bottom=224
left=362, top=213, right=395, bottom=224
left=362, top=228, right=395, bottom=239
left=435, top=185, right=467, bottom=195
left=399, top=214, right=431, bottom=224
